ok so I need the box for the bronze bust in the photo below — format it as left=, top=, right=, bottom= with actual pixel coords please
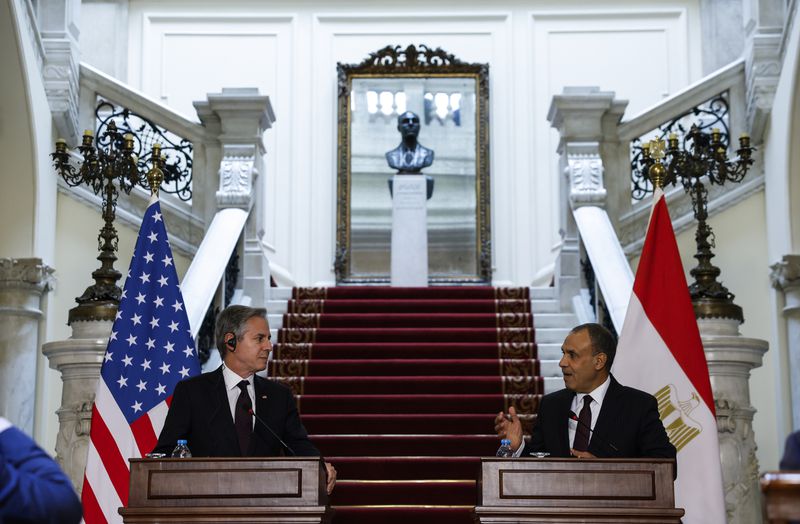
left=385, top=111, right=434, bottom=174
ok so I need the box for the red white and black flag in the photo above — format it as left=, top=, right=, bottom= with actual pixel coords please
left=613, top=188, right=726, bottom=523
left=81, top=196, right=201, bottom=523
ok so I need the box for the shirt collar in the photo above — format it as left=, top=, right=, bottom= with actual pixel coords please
left=576, top=374, right=611, bottom=406
left=221, top=363, right=254, bottom=391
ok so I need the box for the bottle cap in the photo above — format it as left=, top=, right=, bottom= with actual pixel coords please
left=177, top=439, right=187, bottom=445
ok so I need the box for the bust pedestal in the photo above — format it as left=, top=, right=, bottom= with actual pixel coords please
left=390, top=174, right=428, bottom=286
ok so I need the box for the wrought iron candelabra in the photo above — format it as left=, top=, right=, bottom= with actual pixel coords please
left=52, top=121, right=164, bottom=324
left=637, top=125, right=754, bottom=321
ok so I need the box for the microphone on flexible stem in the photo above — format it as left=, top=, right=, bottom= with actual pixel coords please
left=569, top=411, right=619, bottom=453
left=247, top=407, right=296, bottom=456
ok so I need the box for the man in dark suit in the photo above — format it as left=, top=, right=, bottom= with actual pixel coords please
left=495, top=323, right=675, bottom=461
left=153, top=305, right=336, bottom=493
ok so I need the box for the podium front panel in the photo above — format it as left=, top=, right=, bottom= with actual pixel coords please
left=480, top=458, right=676, bottom=508
left=128, top=457, right=327, bottom=508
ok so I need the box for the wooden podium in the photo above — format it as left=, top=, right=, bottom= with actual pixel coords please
left=119, top=457, right=332, bottom=523
left=474, top=458, right=684, bottom=523
left=761, top=471, right=800, bottom=522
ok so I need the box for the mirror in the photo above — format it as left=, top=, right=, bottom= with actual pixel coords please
left=335, top=45, right=491, bottom=284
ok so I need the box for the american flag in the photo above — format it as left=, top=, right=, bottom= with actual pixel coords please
left=81, top=197, right=201, bottom=523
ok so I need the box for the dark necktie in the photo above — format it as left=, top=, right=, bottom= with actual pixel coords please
left=234, top=380, right=252, bottom=456
left=404, top=150, right=414, bottom=165
left=573, top=395, right=593, bottom=451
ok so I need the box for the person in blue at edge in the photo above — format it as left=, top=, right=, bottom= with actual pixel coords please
left=495, top=323, right=676, bottom=468
left=780, top=430, right=800, bottom=470
left=0, top=417, right=82, bottom=524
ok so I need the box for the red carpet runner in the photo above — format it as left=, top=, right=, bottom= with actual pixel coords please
left=271, top=287, right=542, bottom=524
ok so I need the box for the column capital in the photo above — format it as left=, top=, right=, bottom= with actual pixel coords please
left=770, top=254, right=800, bottom=291
left=0, top=257, right=55, bottom=290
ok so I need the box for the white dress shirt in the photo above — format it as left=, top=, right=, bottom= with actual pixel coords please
left=513, top=374, right=612, bottom=456
left=568, top=374, right=611, bottom=448
left=222, top=364, right=255, bottom=429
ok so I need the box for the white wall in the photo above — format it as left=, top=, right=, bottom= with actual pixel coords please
left=121, top=0, right=702, bottom=285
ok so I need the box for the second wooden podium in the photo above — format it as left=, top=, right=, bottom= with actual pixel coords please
left=119, top=457, right=332, bottom=523
left=474, top=457, right=684, bottom=523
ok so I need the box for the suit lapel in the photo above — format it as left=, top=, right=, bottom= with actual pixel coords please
left=554, top=390, right=574, bottom=456
left=252, top=376, right=273, bottom=455
left=208, top=367, right=241, bottom=456
left=590, top=375, right=621, bottom=456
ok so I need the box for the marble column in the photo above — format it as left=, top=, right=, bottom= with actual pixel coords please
left=698, top=317, right=768, bottom=524
left=42, top=319, right=111, bottom=491
left=770, top=254, right=800, bottom=429
left=0, top=258, right=54, bottom=435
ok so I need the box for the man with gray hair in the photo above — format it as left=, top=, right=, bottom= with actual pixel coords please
left=153, top=305, right=336, bottom=493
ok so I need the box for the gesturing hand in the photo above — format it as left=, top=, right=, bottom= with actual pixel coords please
left=493, top=406, right=523, bottom=452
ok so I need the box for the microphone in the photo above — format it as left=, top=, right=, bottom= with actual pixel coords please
left=569, top=411, right=619, bottom=453
left=247, top=408, right=296, bottom=456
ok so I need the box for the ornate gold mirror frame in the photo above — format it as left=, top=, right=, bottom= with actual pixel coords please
left=335, top=44, right=491, bottom=284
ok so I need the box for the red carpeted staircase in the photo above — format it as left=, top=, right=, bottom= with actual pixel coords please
left=270, top=287, right=542, bottom=524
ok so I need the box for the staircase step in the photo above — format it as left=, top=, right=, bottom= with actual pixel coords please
left=530, top=313, right=576, bottom=328
left=303, top=414, right=530, bottom=435
left=530, top=299, right=560, bottom=313
left=314, top=435, right=497, bottom=457
left=297, top=393, right=541, bottom=415
left=331, top=456, right=482, bottom=480
left=331, top=480, right=476, bottom=506
left=533, top=327, right=570, bottom=344
left=537, top=343, right=563, bottom=360
left=270, top=358, right=539, bottom=377
left=279, top=327, right=534, bottom=344
left=332, top=506, right=475, bottom=524
left=273, top=376, right=542, bottom=395
left=288, top=299, right=531, bottom=314
left=295, top=286, right=528, bottom=300
left=274, top=342, right=537, bottom=360
left=530, top=287, right=555, bottom=299
left=282, top=313, right=533, bottom=329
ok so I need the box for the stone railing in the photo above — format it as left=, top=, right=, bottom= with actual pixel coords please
left=45, top=69, right=276, bottom=489
left=549, top=60, right=768, bottom=523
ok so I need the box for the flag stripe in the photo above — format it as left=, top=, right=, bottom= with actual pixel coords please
left=88, top=407, right=130, bottom=505
left=148, top=400, right=169, bottom=439
left=81, top=476, right=108, bottom=524
left=94, top=380, right=139, bottom=460
left=131, top=412, right=158, bottom=457
left=84, top=442, right=124, bottom=524
left=632, top=194, right=715, bottom=413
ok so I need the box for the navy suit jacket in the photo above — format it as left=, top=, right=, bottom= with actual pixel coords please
left=780, top=430, right=800, bottom=469
left=522, top=375, right=676, bottom=461
left=153, top=367, right=319, bottom=457
left=0, top=422, right=82, bottom=524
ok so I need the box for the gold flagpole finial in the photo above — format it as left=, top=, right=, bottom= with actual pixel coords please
left=146, top=143, right=164, bottom=197
left=647, top=139, right=667, bottom=189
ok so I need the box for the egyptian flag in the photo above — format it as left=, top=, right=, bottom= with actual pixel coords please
left=613, top=187, right=726, bottom=523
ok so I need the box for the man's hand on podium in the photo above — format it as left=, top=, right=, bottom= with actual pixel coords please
left=569, top=449, right=596, bottom=459
left=325, top=461, right=337, bottom=494
left=494, top=406, right=523, bottom=452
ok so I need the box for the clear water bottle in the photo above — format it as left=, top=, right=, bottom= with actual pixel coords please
left=496, top=438, right=513, bottom=458
left=171, top=439, right=192, bottom=458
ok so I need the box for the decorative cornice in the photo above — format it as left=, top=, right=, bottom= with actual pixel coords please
left=770, top=254, right=800, bottom=291
left=0, top=258, right=54, bottom=287
left=565, top=142, right=606, bottom=208
left=216, top=149, right=256, bottom=210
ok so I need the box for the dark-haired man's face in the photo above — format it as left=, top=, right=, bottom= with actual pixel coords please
left=224, top=316, right=272, bottom=378
left=558, top=329, right=607, bottom=393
